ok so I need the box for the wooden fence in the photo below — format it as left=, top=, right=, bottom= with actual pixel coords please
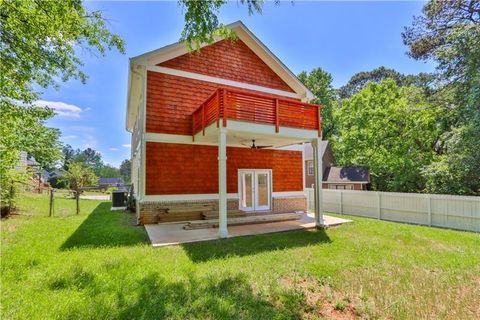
left=306, top=188, right=480, bottom=232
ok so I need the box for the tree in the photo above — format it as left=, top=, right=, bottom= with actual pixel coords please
left=74, top=148, right=103, bottom=172
left=61, top=162, right=98, bottom=214
left=119, top=159, right=132, bottom=184
left=61, top=145, right=76, bottom=170
left=298, top=68, right=336, bottom=139
left=338, top=66, right=435, bottom=99
left=332, top=80, right=440, bottom=192
left=0, top=0, right=124, bottom=208
left=96, top=164, right=122, bottom=179
left=0, top=104, right=62, bottom=210
left=179, top=0, right=270, bottom=49
left=403, top=0, right=480, bottom=195
left=1, top=0, right=125, bottom=105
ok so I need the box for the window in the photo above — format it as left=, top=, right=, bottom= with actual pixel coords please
left=307, top=161, right=314, bottom=175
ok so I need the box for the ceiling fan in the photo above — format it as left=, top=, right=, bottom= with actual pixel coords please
left=242, top=139, right=273, bottom=149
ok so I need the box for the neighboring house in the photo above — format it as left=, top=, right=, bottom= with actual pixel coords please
left=126, top=21, right=324, bottom=233
left=323, top=166, right=370, bottom=190
left=304, top=142, right=370, bottom=190
left=98, top=177, right=124, bottom=189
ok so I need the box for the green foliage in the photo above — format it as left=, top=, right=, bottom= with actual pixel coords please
left=179, top=0, right=267, bottom=49
left=338, top=66, right=435, bottom=99
left=332, top=80, right=440, bottom=192
left=403, top=0, right=480, bottom=195
left=119, top=159, right=131, bottom=183
left=0, top=103, right=62, bottom=208
left=61, top=162, right=98, bottom=191
left=96, top=164, right=122, bottom=179
left=298, top=68, right=336, bottom=139
left=0, top=0, right=125, bottom=105
left=0, top=0, right=124, bottom=206
left=61, top=144, right=122, bottom=178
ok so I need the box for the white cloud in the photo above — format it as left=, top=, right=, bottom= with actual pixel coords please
left=81, top=134, right=98, bottom=149
left=35, top=100, right=83, bottom=118
left=109, top=147, right=120, bottom=151
left=122, top=144, right=131, bottom=148
left=63, top=135, right=77, bottom=140
left=84, top=107, right=92, bottom=112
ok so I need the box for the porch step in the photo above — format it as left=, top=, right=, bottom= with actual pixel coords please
left=156, top=204, right=214, bottom=223
left=183, top=212, right=303, bottom=230
left=202, top=210, right=246, bottom=220
left=166, top=205, right=214, bottom=213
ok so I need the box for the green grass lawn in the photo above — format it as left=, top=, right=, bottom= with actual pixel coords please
left=1, top=193, right=479, bottom=319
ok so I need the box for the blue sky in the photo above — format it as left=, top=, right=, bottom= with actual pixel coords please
left=40, top=1, right=434, bottom=167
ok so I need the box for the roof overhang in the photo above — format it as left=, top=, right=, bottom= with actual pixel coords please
left=125, top=21, right=315, bottom=132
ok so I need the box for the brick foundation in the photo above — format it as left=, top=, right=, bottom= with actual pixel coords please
left=272, top=197, right=307, bottom=214
left=137, top=196, right=306, bottom=225
left=138, top=199, right=239, bottom=225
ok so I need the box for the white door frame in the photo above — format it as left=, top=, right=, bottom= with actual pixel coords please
left=238, top=169, right=272, bottom=212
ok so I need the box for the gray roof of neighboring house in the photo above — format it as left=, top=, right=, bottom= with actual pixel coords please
left=304, top=140, right=329, bottom=160
left=323, top=166, right=370, bottom=183
left=99, top=177, right=124, bottom=185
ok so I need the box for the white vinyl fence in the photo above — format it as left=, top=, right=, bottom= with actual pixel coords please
left=306, top=188, right=480, bottom=232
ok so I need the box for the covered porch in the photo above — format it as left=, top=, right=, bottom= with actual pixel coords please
left=188, top=86, right=327, bottom=238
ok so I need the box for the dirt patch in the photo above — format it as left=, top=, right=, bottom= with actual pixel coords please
left=279, top=275, right=374, bottom=319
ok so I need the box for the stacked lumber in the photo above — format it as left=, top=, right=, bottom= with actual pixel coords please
left=157, top=204, right=214, bottom=223
left=183, top=212, right=302, bottom=230
left=202, top=210, right=246, bottom=220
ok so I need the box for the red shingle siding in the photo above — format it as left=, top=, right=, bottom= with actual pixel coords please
left=146, top=72, right=219, bottom=135
left=159, top=39, right=294, bottom=92
left=145, top=142, right=303, bottom=195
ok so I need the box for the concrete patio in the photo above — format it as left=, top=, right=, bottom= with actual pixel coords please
left=145, top=213, right=351, bottom=247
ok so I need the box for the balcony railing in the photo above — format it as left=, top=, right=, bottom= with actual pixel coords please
left=192, top=87, right=321, bottom=137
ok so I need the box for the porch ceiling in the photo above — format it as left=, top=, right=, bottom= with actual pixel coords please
left=193, top=120, right=316, bottom=149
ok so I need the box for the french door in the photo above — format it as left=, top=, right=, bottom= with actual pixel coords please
left=238, top=169, right=272, bottom=212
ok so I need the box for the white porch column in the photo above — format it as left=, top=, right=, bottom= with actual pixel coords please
left=218, top=127, right=228, bottom=238
left=312, top=138, right=324, bottom=227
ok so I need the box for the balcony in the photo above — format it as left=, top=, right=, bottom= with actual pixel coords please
left=192, top=87, right=321, bottom=138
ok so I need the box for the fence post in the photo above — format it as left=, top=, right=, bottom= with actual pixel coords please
left=426, top=194, right=432, bottom=226
left=49, top=189, right=54, bottom=217
left=339, top=191, right=343, bottom=215
left=377, top=192, right=382, bottom=220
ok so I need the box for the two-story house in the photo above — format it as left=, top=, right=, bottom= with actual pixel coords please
left=126, top=21, right=325, bottom=237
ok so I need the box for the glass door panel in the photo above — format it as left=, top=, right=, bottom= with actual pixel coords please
left=255, top=171, right=271, bottom=211
left=239, top=171, right=254, bottom=211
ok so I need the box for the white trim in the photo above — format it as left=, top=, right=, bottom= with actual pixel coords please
left=272, top=191, right=306, bottom=198
left=141, top=193, right=238, bottom=202
left=145, top=132, right=198, bottom=144
left=147, top=66, right=301, bottom=99
left=140, top=191, right=305, bottom=203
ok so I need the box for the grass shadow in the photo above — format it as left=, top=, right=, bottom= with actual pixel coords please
left=76, top=272, right=303, bottom=319
left=182, top=228, right=331, bottom=263
left=60, top=202, right=149, bottom=250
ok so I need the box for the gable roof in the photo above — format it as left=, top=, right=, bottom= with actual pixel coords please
left=323, top=166, right=370, bottom=183
left=126, top=21, right=315, bottom=131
